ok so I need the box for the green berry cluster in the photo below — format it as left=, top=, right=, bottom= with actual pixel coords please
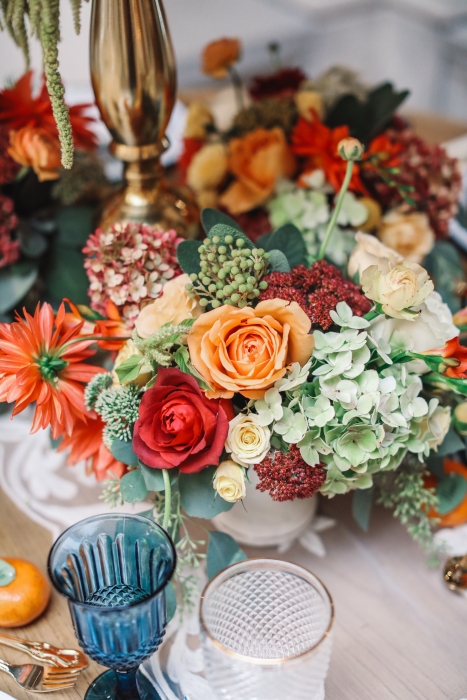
left=186, top=235, right=269, bottom=309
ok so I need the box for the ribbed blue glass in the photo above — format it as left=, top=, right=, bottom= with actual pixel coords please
left=48, top=514, right=176, bottom=700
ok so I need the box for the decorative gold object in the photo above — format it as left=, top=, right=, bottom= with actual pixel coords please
left=444, top=554, right=467, bottom=593
left=90, top=0, right=198, bottom=237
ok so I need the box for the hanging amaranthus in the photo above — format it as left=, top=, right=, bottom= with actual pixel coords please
left=0, top=0, right=89, bottom=169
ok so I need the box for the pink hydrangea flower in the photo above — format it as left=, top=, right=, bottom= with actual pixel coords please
left=83, top=222, right=183, bottom=328
left=0, top=195, right=19, bottom=269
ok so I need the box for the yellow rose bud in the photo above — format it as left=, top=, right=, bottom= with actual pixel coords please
left=213, top=460, right=246, bottom=502
left=112, top=339, right=152, bottom=387
left=337, top=137, right=364, bottom=161
left=294, top=90, right=324, bottom=121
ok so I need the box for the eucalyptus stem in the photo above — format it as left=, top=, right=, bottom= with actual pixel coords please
left=318, top=159, right=354, bottom=260
left=229, top=65, right=244, bottom=112
left=162, top=470, right=171, bottom=531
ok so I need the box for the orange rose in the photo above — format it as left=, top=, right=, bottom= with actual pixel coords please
left=202, top=38, right=242, bottom=79
left=220, top=127, right=296, bottom=215
left=9, top=126, right=61, bottom=181
left=187, top=299, right=314, bottom=400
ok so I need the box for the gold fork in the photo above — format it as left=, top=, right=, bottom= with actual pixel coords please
left=0, top=632, right=87, bottom=669
left=0, top=657, right=81, bottom=692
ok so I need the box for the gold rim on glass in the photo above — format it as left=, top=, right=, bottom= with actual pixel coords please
left=199, top=558, right=334, bottom=666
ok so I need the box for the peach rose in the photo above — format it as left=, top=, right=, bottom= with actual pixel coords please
left=9, top=126, right=61, bottom=181
left=377, top=208, right=435, bottom=264
left=220, top=127, right=296, bottom=215
left=135, top=274, right=202, bottom=338
left=202, top=38, right=242, bottom=79
left=187, top=142, right=228, bottom=192
left=187, top=299, right=314, bottom=399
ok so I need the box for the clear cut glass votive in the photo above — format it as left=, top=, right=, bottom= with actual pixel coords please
left=200, top=558, right=334, bottom=700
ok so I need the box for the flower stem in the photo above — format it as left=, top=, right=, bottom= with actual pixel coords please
left=60, top=335, right=130, bottom=351
left=318, top=159, right=354, bottom=260
left=162, top=470, right=171, bottom=532
left=229, top=65, right=244, bottom=112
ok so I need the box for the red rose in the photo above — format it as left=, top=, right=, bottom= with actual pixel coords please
left=133, top=367, right=229, bottom=474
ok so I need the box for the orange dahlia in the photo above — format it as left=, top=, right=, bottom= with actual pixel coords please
left=0, top=302, right=103, bottom=439
left=58, top=415, right=126, bottom=482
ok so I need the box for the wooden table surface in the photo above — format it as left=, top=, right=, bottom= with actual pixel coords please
left=1, top=484, right=466, bottom=700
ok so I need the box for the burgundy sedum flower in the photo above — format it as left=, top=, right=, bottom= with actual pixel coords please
left=254, top=445, right=326, bottom=501
left=249, top=68, right=306, bottom=101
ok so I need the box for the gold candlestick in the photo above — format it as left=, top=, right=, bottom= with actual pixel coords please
left=90, top=0, right=198, bottom=237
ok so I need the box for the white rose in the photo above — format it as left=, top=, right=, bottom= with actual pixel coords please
left=348, top=231, right=403, bottom=279
left=225, top=413, right=271, bottom=467
left=135, top=274, right=202, bottom=339
left=368, top=291, right=459, bottom=353
left=213, top=460, right=246, bottom=502
left=361, top=261, right=434, bottom=320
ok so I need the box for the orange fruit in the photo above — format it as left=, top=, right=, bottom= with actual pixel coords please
left=0, top=558, right=50, bottom=627
left=427, top=459, right=467, bottom=528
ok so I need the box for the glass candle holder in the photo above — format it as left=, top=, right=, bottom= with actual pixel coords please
left=200, top=559, right=334, bottom=700
left=48, top=513, right=176, bottom=700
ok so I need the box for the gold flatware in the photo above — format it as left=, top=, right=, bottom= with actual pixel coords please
left=0, top=657, right=81, bottom=692
left=0, top=632, right=87, bottom=669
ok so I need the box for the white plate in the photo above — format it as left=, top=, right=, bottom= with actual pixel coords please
left=0, top=691, right=17, bottom=700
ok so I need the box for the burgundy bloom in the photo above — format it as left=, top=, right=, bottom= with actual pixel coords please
left=249, top=68, right=306, bottom=101
left=254, top=445, right=326, bottom=501
left=0, top=195, right=19, bottom=269
left=133, top=367, right=229, bottom=474
left=259, top=261, right=371, bottom=330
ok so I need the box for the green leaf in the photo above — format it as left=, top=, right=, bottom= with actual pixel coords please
left=0, top=265, right=38, bottom=314
left=179, top=466, right=234, bottom=518
left=177, top=239, right=202, bottom=275
left=201, top=208, right=242, bottom=235
left=43, top=246, right=89, bottom=304
left=165, top=581, right=177, bottom=622
left=111, top=438, right=139, bottom=466
left=139, top=463, right=170, bottom=492
left=352, top=486, right=374, bottom=532
left=0, top=559, right=16, bottom=587
left=206, top=531, right=247, bottom=579
left=258, top=224, right=308, bottom=269
left=120, top=469, right=149, bottom=503
left=54, top=205, right=95, bottom=247
left=17, top=223, right=48, bottom=259
left=267, top=249, right=291, bottom=273
left=366, top=83, right=410, bottom=140
left=424, top=241, right=463, bottom=313
left=208, top=223, right=254, bottom=250
left=173, top=346, right=212, bottom=391
left=437, top=427, right=465, bottom=457
left=115, top=355, right=143, bottom=383
left=436, top=473, right=467, bottom=515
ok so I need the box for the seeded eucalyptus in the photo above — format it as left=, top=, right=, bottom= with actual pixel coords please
left=186, top=234, right=269, bottom=309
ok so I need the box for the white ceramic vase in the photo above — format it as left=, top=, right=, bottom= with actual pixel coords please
left=212, top=468, right=318, bottom=548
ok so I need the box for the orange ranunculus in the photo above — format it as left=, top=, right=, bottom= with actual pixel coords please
left=220, top=127, right=296, bottom=215
left=9, top=126, right=61, bottom=181
left=202, top=38, right=241, bottom=79
left=62, top=299, right=130, bottom=351
left=364, top=134, right=402, bottom=169
left=58, top=415, right=126, bottom=482
left=291, top=116, right=364, bottom=193
left=422, top=337, right=467, bottom=379
left=187, top=300, right=315, bottom=400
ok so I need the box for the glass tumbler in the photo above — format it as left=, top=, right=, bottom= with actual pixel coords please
left=200, top=559, right=334, bottom=700
left=48, top=513, right=176, bottom=700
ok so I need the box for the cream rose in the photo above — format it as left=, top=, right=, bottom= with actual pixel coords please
left=135, top=274, right=202, bottom=339
left=295, top=90, right=324, bottom=121
left=225, top=413, right=271, bottom=466
left=361, top=260, right=434, bottom=320
left=112, top=339, right=152, bottom=387
left=377, top=208, right=435, bottom=264
left=368, top=291, right=459, bottom=354
left=187, top=143, right=228, bottom=192
left=348, top=231, right=403, bottom=279
left=213, top=460, right=246, bottom=502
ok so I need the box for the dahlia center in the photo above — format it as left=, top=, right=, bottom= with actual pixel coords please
left=37, top=355, right=68, bottom=383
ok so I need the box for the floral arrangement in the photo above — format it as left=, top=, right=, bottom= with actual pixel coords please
left=180, top=39, right=462, bottom=277
left=1, top=135, right=466, bottom=608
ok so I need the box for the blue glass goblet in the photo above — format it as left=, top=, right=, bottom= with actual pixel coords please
left=48, top=513, right=176, bottom=700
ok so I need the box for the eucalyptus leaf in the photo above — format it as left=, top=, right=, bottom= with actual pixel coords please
left=201, top=208, right=242, bottom=235
left=0, top=265, right=38, bottom=314
left=17, top=222, right=48, bottom=259
left=436, top=473, right=467, bottom=516
left=179, top=467, right=234, bottom=518
left=208, top=223, right=254, bottom=250
left=267, top=249, right=291, bottom=273
left=138, top=463, right=180, bottom=492
left=120, top=469, right=149, bottom=503
left=206, top=531, right=247, bottom=579
left=177, top=239, right=202, bottom=275
left=258, top=224, right=308, bottom=268
left=111, top=438, right=139, bottom=466
left=437, top=427, right=465, bottom=457
left=352, top=486, right=374, bottom=532
left=424, top=241, right=463, bottom=313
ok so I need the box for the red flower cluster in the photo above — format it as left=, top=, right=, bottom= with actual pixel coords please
left=362, top=128, right=461, bottom=238
left=259, top=261, right=371, bottom=330
left=0, top=124, right=20, bottom=185
left=0, top=195, right=19, bottom=269
left=249, top=68, right=306, bottom=101
left=254, top=445, right=326, bottom=501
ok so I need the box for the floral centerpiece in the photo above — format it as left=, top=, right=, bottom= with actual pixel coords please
left=1, top=137, right=466, bottom=609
